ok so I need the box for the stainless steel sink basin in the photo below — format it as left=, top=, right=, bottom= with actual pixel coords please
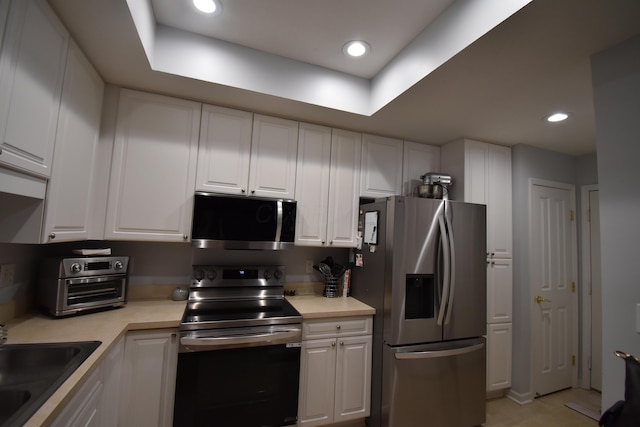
left=0, top=341, right=100, bottom=427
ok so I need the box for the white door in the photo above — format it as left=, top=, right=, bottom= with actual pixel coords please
left=589, top=189, right=602, bottom=391
left=530, top=181, right=576, bottom=396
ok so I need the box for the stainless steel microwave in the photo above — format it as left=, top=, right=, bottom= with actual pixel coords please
left=191, top=193, right=297, bottom=250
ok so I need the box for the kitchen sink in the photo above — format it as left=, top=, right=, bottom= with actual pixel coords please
left=0, top=341, right=101, bottom=427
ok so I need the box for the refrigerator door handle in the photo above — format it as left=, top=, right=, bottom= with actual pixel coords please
left=436, top=211, right=450, bottom=326
left=443, top=201, right=456, bottom=325
left=394, top=343, right=484, bottom=360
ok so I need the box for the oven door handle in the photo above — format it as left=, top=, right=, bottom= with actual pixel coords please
left=180, top=328, right=301, bottom=350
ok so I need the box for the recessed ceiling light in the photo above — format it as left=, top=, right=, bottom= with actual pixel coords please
left=546, top=112, right=569, bottom=122
left=343, top=41, right=370, bottom=57
left=193, top=0, right=221, bottom=15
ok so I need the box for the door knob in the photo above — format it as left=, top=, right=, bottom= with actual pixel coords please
left=535, top=296, right=552, bottom=303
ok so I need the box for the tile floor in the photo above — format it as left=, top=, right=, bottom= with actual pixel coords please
left=485, top=388, right=601, bottom=426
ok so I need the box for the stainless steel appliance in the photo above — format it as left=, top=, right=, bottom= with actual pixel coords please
left=351, top=196, right=486, bottom=427
left=191, top=193, right=297, bottom=250
left=417, top=172, right=452, bottom=199
left=174, top=265, right=302, bottom=427
left=37, top=256, right=129, bottom=317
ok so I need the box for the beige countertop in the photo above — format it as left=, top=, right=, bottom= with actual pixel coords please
left=4, top=295, right=374, bottom=426
left=5, top=300, right=187, bottom=427
left=287, top=295, right=375, bottom=319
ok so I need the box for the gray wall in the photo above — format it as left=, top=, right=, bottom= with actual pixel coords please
left=511, top=144, right=583, bottom=400
left=591, top=33, right=640, bottom=410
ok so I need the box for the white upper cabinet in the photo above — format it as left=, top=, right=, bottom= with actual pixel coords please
left=360, top=134, right=403, bottom=198
left=196, top=111, right=298, bottom=199
left=402, top=141, right=440, bottom=196
left=295, top=126, right=361, bottom=247
left=486, top=143, right=512, bottom=259
left=195, top=105, right=253, bottom=195
left=441, top=138, right=512, bottom=258
left=295, top=123, right=332, bottom=246
left=105, top=89, right=200, bottom=242
left=42, top=40, right=104, bottom=243
left=326, top=129, right=362, bottom=247
left=0, top=0, right=69, bottom=178
left=249, top=114, right=299, bottom=199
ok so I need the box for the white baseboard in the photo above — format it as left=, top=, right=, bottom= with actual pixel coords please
left=506, top=389, right=534, bottom=405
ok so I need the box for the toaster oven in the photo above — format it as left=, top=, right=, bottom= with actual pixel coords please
left=37, top=256, right=129, bottom=317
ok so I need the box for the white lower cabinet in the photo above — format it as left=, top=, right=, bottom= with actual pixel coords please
left=51, top=337, right=124, bottom=427
left=120, top=329, right=178, bottom=427
left=486, top=323, right=513, bottom=392
left=298, top=317, right=372, bottom=426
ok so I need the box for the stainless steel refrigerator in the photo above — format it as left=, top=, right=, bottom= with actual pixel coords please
left=351, top=196, right=486, bottom=427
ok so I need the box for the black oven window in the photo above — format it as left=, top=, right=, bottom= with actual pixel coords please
left=174, top=344, right=300, bottom=427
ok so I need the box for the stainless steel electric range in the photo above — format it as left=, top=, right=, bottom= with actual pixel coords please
left=173, top=265, right=302, bottom=427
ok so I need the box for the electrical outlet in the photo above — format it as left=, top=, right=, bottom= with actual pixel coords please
left=305, top=260, right=314, bottom=274
left=0, top=264, right=15, bottom=287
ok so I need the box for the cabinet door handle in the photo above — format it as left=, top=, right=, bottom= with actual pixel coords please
left=251, top=190, right=255, bottom=194
left=336, top=325, right=341, bottom=330
left=339, top=341, right=344, bottom=346
left=241, top=188, right=246, bottom=193
left=331, top=341, right=336, bottom=347
left=49, top=232, right=56, bottom=240
left=183, top=234, right=188, bottom=240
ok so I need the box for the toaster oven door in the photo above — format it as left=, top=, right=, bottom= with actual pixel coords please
left=58, top=275, right=127, bottom=315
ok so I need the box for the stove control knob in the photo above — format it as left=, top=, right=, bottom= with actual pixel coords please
left=114, top=260, right=124, bottom=271
left=206, top=270, right=217, bottom=280
left=273, top=269, right=283, bottom=280
left=263, top=270, right=272, bottom=280
left=71, top=263, right=82, bottom=273
left=193, top=269, right=205, bottom=281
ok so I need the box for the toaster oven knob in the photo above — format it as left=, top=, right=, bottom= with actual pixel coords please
left=263, top=270, right=272, bottom=280
left=273, top=269, right=283, bottom=280
left=114, top=260, right=124, bottom=271
left=71, top=263, right=82, bottom=273
left=206, top=270, right=217, bottom=280
left=193, top=269, right=205, bottom=281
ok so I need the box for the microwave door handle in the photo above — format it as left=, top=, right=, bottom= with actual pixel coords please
left=444, top=201, right=456, bottom=325
left=275, top=200, right=283, bottom=242
left=436, top=210, right=450, bottom=327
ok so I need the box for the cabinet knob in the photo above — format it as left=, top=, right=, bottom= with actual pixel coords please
left=321, top=241, right=325, bottom=245
left=241, top=188, right=246, bottom=193
left=251, top=190, right=255, bottom=194
left=0, top=148, right=3, bottom=155
left=329, top=241, right=333, bottom=245
left=340, top=341, right=344, bottom=346
left=336, top=325, right=341, bottom=330
left=331, top=342, right=336, bottom=347
left=183, top=234, right=188, bottom=240
left=49, top=232, right=56, bottom=239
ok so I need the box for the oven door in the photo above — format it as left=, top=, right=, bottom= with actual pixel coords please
left=174, top=325, right=302, bottom=427
left=58, top=275, right=127, bottom=315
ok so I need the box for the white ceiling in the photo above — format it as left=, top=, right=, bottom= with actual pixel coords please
left=47, top=0, right=640, bottom=156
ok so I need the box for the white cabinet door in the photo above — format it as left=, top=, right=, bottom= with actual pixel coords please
left=402, top=141, right=440, bottom=196
left=487, top=258, right=513, bottom=324
left=360, top=134, right=403, bottom=198
left=249, top=114, right=298, bottom=199
left=120, top=329, right=179, bottom=427
left=42, top=40, right=104, bottom=243
left=105, top=89, right=200, bottom=242
left=51, top=364, right=103, bottom=427
left=326, top=129, right=361, bottom=248
left=296, top=126, right=361, bottom=248
left=101, top=337, right=124, bottom=427
left=0, top=0, right=68, bottom=177
left=487, top=323, right=512, bottom=391
left=463, top=139, right=489, bottom=205
left=295, top=123, right=331, bottom=246
left=195, top=104, right=253, bottom=195
left=334, top=335, right=372, bottom=423
left=298, top=338, right=337, bottom=426
left=487, top=143, right=512, bottom=258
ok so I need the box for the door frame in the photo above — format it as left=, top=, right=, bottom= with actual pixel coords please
left=580, top=184, right=599, bottom=389
left=528, top=178, right=580, bottom=395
